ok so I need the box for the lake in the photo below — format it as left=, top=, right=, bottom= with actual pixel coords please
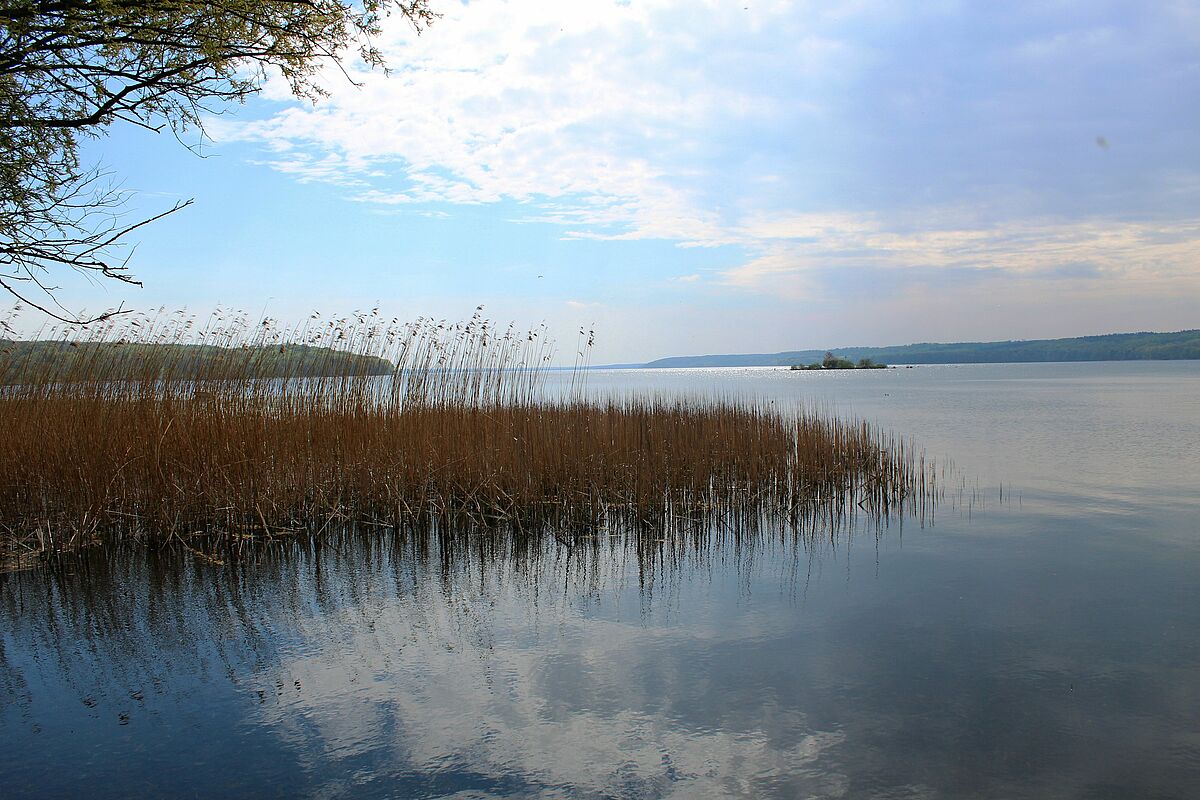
left=2, top=361, right=1199, bottom=798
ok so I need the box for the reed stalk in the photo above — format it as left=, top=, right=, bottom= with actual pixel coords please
left=0, top=309, right=932, bottom=556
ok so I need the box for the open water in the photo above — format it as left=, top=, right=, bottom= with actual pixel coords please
left=2, top=361, right=1198, bottom=798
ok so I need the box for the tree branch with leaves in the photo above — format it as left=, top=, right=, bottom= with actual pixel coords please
left=1, top=0, right=435, bottom=322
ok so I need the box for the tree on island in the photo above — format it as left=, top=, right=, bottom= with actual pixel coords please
left=823, top=351, right=851, bottom=369
left=791, top=351, right=888, bottom=370
left=1, top=0, right=435, bottom=323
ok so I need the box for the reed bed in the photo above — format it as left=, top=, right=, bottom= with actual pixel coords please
left=0, top=310, right=933, bottom=557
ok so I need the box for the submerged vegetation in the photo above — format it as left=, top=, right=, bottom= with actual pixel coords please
left=0, top=310, right=933, bottom=559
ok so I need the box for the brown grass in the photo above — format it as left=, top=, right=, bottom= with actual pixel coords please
left=0, top=310, right=932, bottom=556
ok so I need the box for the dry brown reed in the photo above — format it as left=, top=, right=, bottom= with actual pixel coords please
left=0, top=309, right=933, bottom=557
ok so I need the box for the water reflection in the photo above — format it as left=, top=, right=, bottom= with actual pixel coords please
left=0, top=523, right=905, bottom=798
left=3, top=496, right=1200, bottom=798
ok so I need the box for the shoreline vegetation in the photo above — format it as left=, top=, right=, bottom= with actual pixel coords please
left=791, top=353, right=889, bottom=371
left=0, top=311, right=934, bottom=561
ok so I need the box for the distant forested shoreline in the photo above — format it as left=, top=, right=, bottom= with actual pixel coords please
left=637, top=330, right=1200, bottom=369
left=0, top=341, right=394, bottom=382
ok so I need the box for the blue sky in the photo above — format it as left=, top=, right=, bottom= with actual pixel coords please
left=35, top=0, right=1200, bottom=362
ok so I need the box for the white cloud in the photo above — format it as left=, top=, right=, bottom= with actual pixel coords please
left=211, top=0, right=1200, bottom=324
left=213, top=0, right=853, bottom=248
left=718, top=214, right=1200, bottom=297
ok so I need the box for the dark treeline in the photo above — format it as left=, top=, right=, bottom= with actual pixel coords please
left=0, top=340, right=395, bottom=382
left=640, top=329, right=1200, bottom=368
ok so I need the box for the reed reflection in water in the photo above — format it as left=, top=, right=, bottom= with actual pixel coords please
left=0, top=519, right=907, bottom=798
left=5, top=491, right=1200, bottom=799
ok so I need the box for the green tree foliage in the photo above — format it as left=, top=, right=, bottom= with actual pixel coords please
left=822, top=351, right=855, bottom=369
left=790, top=352, right=884, bottom=370
left=0, top=0, right=435, bottom=321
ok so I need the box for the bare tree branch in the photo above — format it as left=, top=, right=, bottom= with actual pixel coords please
left=1, top=0, right=437, bottom=322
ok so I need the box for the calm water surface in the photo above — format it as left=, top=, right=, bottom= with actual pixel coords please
left=2, top=361, right=1199, bottom=798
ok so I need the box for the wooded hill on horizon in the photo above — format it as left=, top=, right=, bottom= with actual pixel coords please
left=0, top=340, right=395, bottom=382
left=5, top=329, right=1199, bottom=376
left=634, top=329, right=1200, bottom=369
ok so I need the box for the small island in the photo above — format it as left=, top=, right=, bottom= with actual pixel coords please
left=791, top=351, right=889, bottom=370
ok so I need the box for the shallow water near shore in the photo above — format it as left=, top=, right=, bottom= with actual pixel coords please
left=2, top=361, right=1199, bottom=798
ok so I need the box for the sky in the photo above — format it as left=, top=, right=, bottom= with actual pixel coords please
left=31, top=0, right=1200, bottom=363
